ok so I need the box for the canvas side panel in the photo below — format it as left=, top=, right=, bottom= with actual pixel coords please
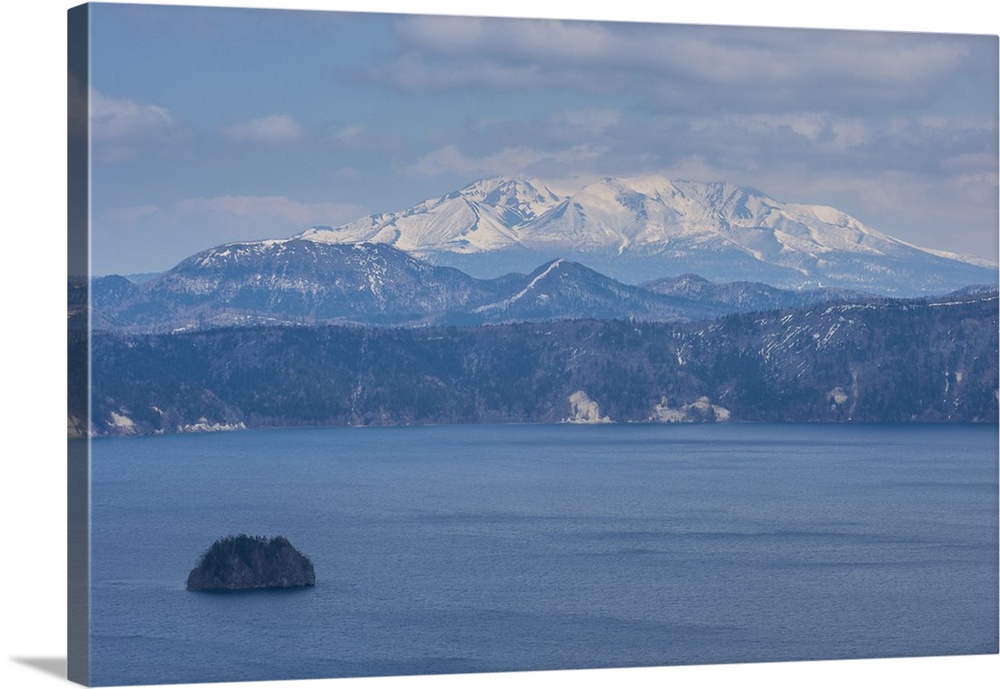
left=67, top=4, right=91, bottom=686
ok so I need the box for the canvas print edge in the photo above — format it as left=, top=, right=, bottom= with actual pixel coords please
left=68, top=4, right=90, bottom=686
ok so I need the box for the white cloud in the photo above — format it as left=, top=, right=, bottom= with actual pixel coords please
left=715, top=113, right=869, bottom=150
left=727, top=113, right=829, bottom=140
left=406, top=145, right=517, bottom=177
left=328, top=124, right=405, bottom=152
left=544, top=109, right=622, bottom=137
left=829, top=120, right=869, bottom=149
left=360, top=53, right=611, bottom=95
left=89, top=88, right=185, bottom=162
left=95, top=194, right=368, bottom=273
left=103, top=204, right=162, bottom=225
left=367, top=16, right=982, bottom=114
left=405, top=144, right=607, bottom=178
left=396, top=15, right=612, bottom=62
left=654, top=156, right=729, bottom=185
left=173, top=195, right=361, bottom=228
left=218, top=114, right=307, bottom=145
left=943, top=152, right=998, bottom=173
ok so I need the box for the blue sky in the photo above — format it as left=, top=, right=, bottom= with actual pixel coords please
left=82, top=1, right=999, bottom=275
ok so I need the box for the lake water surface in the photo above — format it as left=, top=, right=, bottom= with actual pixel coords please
left=88, top=423, right=999, bottom=686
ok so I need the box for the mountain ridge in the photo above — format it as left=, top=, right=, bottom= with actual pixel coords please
left=79, top=290, right=1000, bottom=436
left=86, top=241, right=919, bottom=333
left=294, top=175, right=996, bottom=293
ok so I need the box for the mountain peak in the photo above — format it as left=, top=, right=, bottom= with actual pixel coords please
left=458, top=176, right=565, bottom=228
left=288, top=175, right=995, bottom=293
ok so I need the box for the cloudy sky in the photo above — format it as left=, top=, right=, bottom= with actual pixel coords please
left=82, top=1, right=998, bottom=275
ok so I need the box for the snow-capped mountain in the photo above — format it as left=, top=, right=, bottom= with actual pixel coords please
left=298, top=175, right=996, bottom=294
left=298, top=177, right=565, bottom=256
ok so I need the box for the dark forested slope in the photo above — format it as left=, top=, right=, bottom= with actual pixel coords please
left=82, top=292, right=998, bottom=435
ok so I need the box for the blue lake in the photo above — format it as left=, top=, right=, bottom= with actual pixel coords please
left=87, top=423, right=999, bottom=686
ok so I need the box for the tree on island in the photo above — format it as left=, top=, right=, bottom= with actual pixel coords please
left=186, top=534, right=316, bottom=591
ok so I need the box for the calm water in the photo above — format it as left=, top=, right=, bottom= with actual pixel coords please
left=87, top=424, right=999, bottom=686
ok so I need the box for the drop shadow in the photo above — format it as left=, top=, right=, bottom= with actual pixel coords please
left=11, top=656, right=67, bottom=679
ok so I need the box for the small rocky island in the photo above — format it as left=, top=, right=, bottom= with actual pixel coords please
left=186, top=534, right=316, bottom=591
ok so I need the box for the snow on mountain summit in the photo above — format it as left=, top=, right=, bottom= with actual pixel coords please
left=298, top=174, right=897, bottom=259
left=299, top=176, right=566, bottom=255
left=459, top=177, right=564, bottom=225
left=295, top=174, right=995, bottom=293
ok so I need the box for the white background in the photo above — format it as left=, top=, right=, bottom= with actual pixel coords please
left=1, top=2, right=997, bottom=688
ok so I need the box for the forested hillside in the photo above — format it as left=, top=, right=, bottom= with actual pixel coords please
left=79, top=292, right=999, bottom=436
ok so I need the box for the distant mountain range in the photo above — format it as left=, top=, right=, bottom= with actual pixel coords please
left=70, top=174, right=999, bottom=435
left=294, top=176, right=997, bottom=293
left=87, top=240, right=890, bottom=333
left=84, top=175, right=998, bottom=334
